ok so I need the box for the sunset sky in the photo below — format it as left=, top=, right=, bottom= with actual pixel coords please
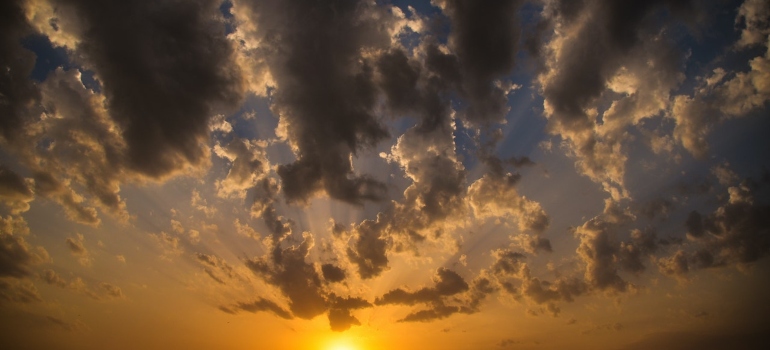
left=1, top=0, right=769, bottom=349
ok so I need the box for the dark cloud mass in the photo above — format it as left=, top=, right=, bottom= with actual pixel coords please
left=0, top=0, right=40, bottom=143
left=237, top=0, right=392, bottom=204
left=440, top=0, right=523, bottom=123
left=52, top=0, right=244, bottom=178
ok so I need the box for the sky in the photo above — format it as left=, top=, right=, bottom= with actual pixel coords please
left=1, top=0, right=769, bottom=349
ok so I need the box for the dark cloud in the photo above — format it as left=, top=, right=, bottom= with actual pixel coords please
left=490, top=249, right=586, bottom=312
left=661, top=179, right=770, bottom=277
left=375, top=268, right=481, bottom=322
left=347, top=215, right=390, bottom=279
left=0, top=0, right=40, bottom=144
left=0, top=165, right=34, bottom=214
left=321, top=264, right=346, bottom=283
left=235, top=0, right=393, bottom=204
left=235, top=298, right=292, bottom=320
left=327, top=294, right=372, bottom=331
left=439, top=0, right=524, bottom=124
left=376, top=268, right=469, bottom=306
left=51, top=0, right=244, bottom=178
left=574, top=217, right=629, bottom=292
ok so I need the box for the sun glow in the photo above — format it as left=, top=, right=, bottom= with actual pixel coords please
left=324, top=335, right=360, bottom=350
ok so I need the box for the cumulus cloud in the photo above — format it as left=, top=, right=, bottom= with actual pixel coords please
left=44, top=0, right=245, bottom=178
left=661, top=178, right=770, bottom=278
left=234, top=0, right=394, bottom=204
left=433, top=0, right=524, bottom=124
left=537, top=0, right=695, bottom=198
left=213, top=137, right=269, bottom=199
left=671, top=1, right=770, bottom=158
left=468, top=172, right=549, bottom=233
left=489, top=249, right=586, bottom=314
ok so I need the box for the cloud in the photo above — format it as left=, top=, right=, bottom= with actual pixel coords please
left=245, top=232, right=327, bottom=320
left=99, top=282, right=123, bottom=299
left=213, top=137, right=269, bottom=199
left=32, top=172, right=100, bottom=226
left=65, top=233, right=91, bottom=267
left=671, top=2, right=770, bottom=158
left=468, top=172, right=549, bottom=233
left=41, top=269, right=124, bottom=300
left=233, top=298, right=292, bottom=319
left=490, top=249, right=586, bottom=313
left=0, top=0, right=40, bottom=144
left=573, top=201, right=640, bottom=293
left=45, top=0, right=245, bottom=179
left=321, top=264, right=346, bottom=283
left=234, top=0, right=394, bottom=204
left=33, top=68, right=128, bottom=220
left=435, top=0, right=524, bottom=124
left=0, top=216, right=49, bottom=278
left=0, top=165, right=34, bottom=214
left=660, top=178, right=770, bottom=277
left=346, top=215, right=390, bottom=279
left=0, top=278, right=43, bottom=304
left=196, top=253, right=242, bottom=285
left=537, top=0, right=695, bottom=198
left=375, top=268, right=484, bottom=322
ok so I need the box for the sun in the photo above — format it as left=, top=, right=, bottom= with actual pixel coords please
left=328, top=344, right=357, bottom=350
left=323, top=335, right=360, bottom=350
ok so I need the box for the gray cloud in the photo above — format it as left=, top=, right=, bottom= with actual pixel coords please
left=538, top=0, right=697, bottom=198
left=245, top=233, right=327, bottom=320
left=232, top=298, right=292, bottom=320
left=437, top=0, right=523, bottom=124
left=346, top=215, right=390, bottom=280
left=661, top=178, right=770, bottom=277
left=671, top=1, right=769, bottom=158
left=50, top=0, right=245, bottom=178
left=320, top=264, right=346, bottom=284
left=0, top=0, right=40, bottom=144
left=235, top=0, right=393, bottom=204
left=374, top=268, right=486, bottom=322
